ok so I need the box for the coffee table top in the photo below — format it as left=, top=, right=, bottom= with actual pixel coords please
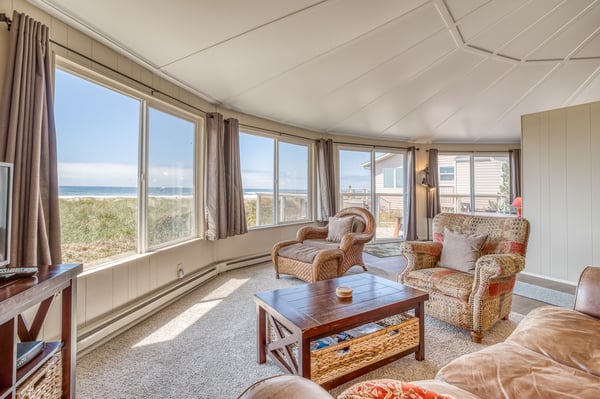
left=255, top=273, right=428, bottom=338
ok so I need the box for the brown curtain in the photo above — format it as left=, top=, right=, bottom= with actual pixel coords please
left=427, top=149, right=441, bottom=218
left=509, top=149, right=521, bottom=201
left=404, top=146, right=417, bottom=240
left=316, top=138, right=336, bottom=221
left=0, top=12, right=61, bottom=266
left=205, top=113, right=247, bottom=239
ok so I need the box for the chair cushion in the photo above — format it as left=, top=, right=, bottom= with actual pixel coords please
left=303, top=239, right=341, bottom=250
left=277, top=243, right=321, bottom=263
left=404, top=267, right=473, bottom=301
left=439, top=227, right=487, bottom=273
left=327, top=216, right=354, bottom=241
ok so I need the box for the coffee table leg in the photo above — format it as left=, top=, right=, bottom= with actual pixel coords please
left=416, top=301, right=425, bottom=361
left=257, top=305, right=266, bottom=364
left=299, top=337, right=311, bottom=378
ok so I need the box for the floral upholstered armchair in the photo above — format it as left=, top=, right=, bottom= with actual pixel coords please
left=272, top=207, right=375, bottom=283
left=399, top=213, right=530, bottom=343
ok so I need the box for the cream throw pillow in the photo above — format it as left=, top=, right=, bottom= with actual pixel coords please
left=327, top=216, right=354, bottom=242
left=439, top=227, right=488, bottom=273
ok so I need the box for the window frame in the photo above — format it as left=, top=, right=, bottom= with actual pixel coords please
left=239, top=127, right=314, bottom=228
left=54, top=57, right=204, bottom=267
left=437, top=151, right=510, bottom=215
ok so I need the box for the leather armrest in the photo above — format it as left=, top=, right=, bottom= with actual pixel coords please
left=574, top=266, right=600, bottom=319
left=237, top=375, right=333, bottom=399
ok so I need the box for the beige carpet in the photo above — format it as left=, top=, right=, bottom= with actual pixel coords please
left=76, top=263, right=523, bottom=399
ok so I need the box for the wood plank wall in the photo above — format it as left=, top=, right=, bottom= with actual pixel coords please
left=522, top=101, right=600, bottom=284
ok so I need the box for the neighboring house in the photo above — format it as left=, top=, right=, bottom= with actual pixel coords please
left=438, top=155, right=509, bottom=213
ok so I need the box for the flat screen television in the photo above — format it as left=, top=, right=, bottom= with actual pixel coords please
left=0, top=162, right=13, bottom=267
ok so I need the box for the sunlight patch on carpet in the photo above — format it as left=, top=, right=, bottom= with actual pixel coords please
left=133, top=277, right=249, bottom=347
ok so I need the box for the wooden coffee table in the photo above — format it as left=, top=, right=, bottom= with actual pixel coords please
left=255, top=273, right=428, bottom=388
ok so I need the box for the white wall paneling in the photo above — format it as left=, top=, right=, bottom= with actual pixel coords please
left=522, top=101, right=600, bottom=283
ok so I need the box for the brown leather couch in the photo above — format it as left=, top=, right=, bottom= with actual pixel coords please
left=238, top=266, right=600, bottom=399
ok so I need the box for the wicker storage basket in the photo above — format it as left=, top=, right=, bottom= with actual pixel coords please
left=16, top=353, right=62, bottom=399
left=268, top=313, right=419, bottom=385
left=310, top=313, right=419, bottom=384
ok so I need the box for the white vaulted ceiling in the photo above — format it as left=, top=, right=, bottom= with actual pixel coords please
left=32, top=0, right=600, bottom=143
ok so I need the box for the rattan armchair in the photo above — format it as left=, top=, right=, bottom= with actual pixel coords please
left=272, top=207, right=375, bottom=282
left=399, top=213, right=530, bottom=343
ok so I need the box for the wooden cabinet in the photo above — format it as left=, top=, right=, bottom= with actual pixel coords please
left=0, top=264, right=82, bottom=399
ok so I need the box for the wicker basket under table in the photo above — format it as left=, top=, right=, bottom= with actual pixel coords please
left=269, top=313, right=420, bottom=385
left=16, top=353, right=62, bottom=399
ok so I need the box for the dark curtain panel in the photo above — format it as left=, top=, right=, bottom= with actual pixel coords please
left=0, top=12, right=61, bottom=266
left=427, top=149, right=441, bottom=218
left=404, top=146, right=417, bottom=240
left=509, top=149, right=521, bottom=201
left=223, top=118, right=247, bottom=237
left=316, top=138, right=336, bottom=221
left=205, top=113, right=247, bottom=240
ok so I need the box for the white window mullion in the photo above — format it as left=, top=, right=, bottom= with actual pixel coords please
left=138, top=101, right=148, bottom=253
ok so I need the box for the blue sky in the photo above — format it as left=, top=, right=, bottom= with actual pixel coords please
left=55, top=69, right=193, bottom=188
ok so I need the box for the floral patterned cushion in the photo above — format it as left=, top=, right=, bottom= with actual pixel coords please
left=337, top=379, right=452, bottom=399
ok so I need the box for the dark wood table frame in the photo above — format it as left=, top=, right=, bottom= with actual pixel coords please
left=0, top=264, right=82, bottom=399
left=255, top=273, right=428, bottom=389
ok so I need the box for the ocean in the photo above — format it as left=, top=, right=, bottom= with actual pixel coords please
left=59, top=186, right=192, bottom=197
left=58, top=186, right=307, bottom=197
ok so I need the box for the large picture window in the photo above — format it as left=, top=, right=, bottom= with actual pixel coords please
left=147, top=107, right=196, bottom=248
left=339, top=148, right=406, bottom=240
left=437, top=153, right=510, bottom=214
left=55, top=66, right=200, bottom=268
left=240, top=131, right=310, bottom=227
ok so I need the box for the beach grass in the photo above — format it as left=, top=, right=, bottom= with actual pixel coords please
left=60, top=195, right=306, bottom=267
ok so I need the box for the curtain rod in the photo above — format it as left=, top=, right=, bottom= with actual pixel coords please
left=1, top=13, right=209, bottom=115
left=51, top=40, right=211, bottom=115
left=1, top=13, right=215, bottom=116
left=0, top=13, right=11, bottom=30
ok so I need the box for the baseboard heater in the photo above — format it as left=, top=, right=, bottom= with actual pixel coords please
left=77, top=253, right=270, bottom=357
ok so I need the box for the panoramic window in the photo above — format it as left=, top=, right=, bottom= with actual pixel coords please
left=55, top=66, right=200, bottom=267
left=278, top=141, right=309, bottom=223
left=240, top=131, right=310, bottom=227
left=437, top=153, right=510, bottom=214
left=147, top=107, right=196, bottom=248
left=339, top=149, right=406, bottom=240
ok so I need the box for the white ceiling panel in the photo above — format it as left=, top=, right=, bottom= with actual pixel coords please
left=161, top=0, right=428, bottom=101
left=500, top=0, right=595, bottom=60
left=444, top=0, right=491, bottom=21
left=226, top=3, right=446, bottom=124
left=331, top=50, right=485, bottom=137
left=383, top=57, right=514, bottom=141
left=284, top=30, right=458, bottom=130
left=436, top=63, right=556, bottom=141
left=529, top=2, right=600, bottom=60
left=571, top=68, right=600, bottom=104
left=575, top=32, right=600, bottom=58
left=467, top=0, right=564, bottom=54
left=42, top=0, right=325, bottom=67
left=33, top=0, right=600, bottom=143
left=454, top=0, right=525, bottom=43
left=489, top=61, right=600, bottom=136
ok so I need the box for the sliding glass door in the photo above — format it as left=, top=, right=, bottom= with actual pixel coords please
left=339, top=148, right=406, bottom=241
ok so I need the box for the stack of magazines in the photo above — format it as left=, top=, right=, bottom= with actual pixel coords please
left=310, top=322, right=386, bottom=351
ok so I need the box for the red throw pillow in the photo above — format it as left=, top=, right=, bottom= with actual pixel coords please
left=338, top=379, right=452, bottom=399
